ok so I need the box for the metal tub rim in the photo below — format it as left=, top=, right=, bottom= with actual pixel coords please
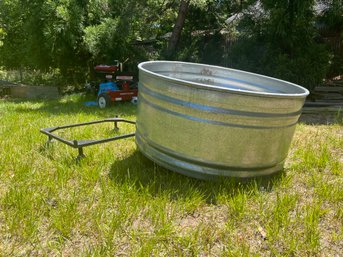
left=138, top=60, right=310, bottom=98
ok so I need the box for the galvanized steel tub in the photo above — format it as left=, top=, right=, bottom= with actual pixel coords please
left=136, top=61, right=309, bottom=179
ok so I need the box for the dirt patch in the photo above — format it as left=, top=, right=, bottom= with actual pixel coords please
left=0, top=80, right=59, bottom=99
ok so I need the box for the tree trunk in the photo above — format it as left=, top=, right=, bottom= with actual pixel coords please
left=166, top=0, right=190, bottom=58
left=19, top=66, right=23, bottom=82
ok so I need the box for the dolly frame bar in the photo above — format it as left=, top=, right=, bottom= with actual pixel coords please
left=40, top=117, right=135, bottom=159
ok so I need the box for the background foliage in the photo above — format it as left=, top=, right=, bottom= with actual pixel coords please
left=0, top=0, right=342, bottom=90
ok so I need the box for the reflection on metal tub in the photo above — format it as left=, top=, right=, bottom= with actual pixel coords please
left=136, top=61, right=309, bottom=179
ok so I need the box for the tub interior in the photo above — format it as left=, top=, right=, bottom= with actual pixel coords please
left=140, top=62, right=309, bottom=96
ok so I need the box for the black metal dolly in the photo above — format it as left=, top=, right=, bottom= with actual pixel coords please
left=40, top=117, right=135, bottom=159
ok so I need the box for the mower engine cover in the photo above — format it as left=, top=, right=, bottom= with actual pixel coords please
left=94, top=64, right=118, bottom=73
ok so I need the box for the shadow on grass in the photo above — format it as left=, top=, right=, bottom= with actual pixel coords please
left=5, top=94, right=137, bottom=117
left=299, top=111, right=343, bottom=125
left=109, top=150, right=286, bottom=203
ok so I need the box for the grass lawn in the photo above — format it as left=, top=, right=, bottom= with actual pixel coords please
left=0, top=94, right=342, bottom=256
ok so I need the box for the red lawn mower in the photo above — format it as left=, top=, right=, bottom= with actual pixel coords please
left=86, top=59, right=138, bottom=108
